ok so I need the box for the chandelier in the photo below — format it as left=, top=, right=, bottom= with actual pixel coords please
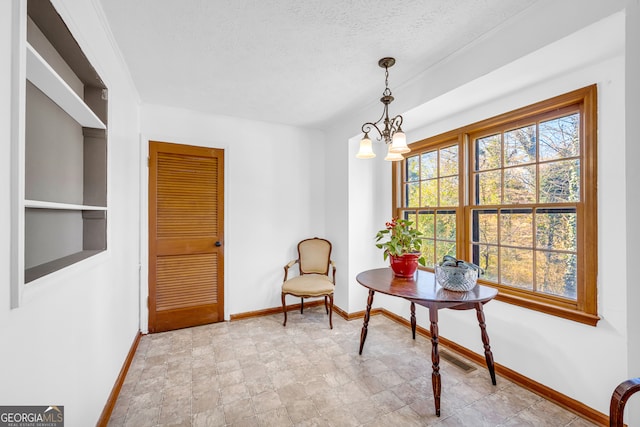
left=356, top=57, right=409, bottom=161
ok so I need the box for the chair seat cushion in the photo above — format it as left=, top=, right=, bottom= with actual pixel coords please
left=282, top=274, right=334, bottom=296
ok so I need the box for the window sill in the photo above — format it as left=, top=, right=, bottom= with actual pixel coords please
left=489, top=286, right=600, bottom=326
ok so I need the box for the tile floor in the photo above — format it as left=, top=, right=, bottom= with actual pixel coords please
left=108, top=306, right=597, bottom=426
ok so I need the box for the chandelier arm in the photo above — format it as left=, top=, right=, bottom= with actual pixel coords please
left=390, top=115, right=403, bottom=133
left=361, top=122, right=384, bottom=141
left=361, top=100, right=391, bottom=141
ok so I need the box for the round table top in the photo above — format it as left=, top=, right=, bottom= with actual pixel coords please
left=356, top=268, right=498, bottom=304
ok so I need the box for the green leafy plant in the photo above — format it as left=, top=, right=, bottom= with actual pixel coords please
left=375, top=218, right=426, bottom=266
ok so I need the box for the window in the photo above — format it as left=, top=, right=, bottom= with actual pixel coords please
left=394, top=86, right=598, bottom=325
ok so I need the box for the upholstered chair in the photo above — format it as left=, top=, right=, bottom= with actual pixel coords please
left=281, top=238, right=336, bottom=329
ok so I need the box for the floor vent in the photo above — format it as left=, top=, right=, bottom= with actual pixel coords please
left=440, top=350, right=476, bottom=373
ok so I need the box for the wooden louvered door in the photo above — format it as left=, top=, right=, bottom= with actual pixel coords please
left=148, top=141, right=224, bottom=333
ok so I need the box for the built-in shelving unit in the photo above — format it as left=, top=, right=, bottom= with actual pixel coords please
left=23, top=0, right=108, bottom=283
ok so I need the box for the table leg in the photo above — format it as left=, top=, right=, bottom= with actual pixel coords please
left=359, top=290, right=375, bottom=355
left=475, top=302, right=497, bottom=385
left=410, top=302, right=416, bottom=340
left=429, top=307, right=441, bottom=417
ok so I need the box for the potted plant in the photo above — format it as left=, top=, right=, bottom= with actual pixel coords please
left=375, top=218, right=426, bottom=277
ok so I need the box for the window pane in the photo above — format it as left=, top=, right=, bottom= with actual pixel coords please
left=402, top=210, right=416, bottom=223
left=500, top=209, right=533, bottom=248
left=536, top=208, right=577, bottom=251
left=505, top=125, right=536, bottom=166
left=406, top=155, right=420, bottom=182
left=421, top=180, right=437, bottom=207
left=472, top=209, right=498, bottom=245
left=472, top=244, right=498, bottom=282
left=539, top=159, right=580, bottom=203
left=439, top=176, right=459, bottom=207
left=440, top=146, right=458, bottom=176
left=417, top=211, right=435, bottom=237
left=421, top=238, right=436, bottom=267
left=421, top=152, right=437, bottom=180
left=539, top=113, right=580, bottom=161
left=406, top=182, right=420, bottom=207
left=435, top=240, right=456, bottom=263
left=500, top=247, right=533, bottom=290
left=475, top=134, right=501, bottom=171
left=436, top=210, right=456, bottom=240
left=475, top=170, right=501, bottom=205
left=504, top=165, right=536, bottom=204
left=536, top=251, right=577, bottom=299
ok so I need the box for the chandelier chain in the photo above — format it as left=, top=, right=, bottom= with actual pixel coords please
left=384, top=66, right=391, bottom=97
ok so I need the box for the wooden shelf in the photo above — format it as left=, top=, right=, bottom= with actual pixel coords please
left=25, top=249, right=104, bottom=283
left=25, top=200, right=107, bottom=210
left=26, top=42, right=106, bottom=129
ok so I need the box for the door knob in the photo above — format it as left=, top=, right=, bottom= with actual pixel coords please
left=215, top=241, right=222, bottom=247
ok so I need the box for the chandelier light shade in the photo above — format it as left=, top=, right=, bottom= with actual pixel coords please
left=357, top=57, right=409, bottom=161
left=390, top=130, right=409, bottom=153
left=384, top=144, right=404, bottom=161
left=355, top=134, right=375, bottom=159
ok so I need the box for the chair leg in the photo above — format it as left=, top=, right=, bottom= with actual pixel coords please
left=324, top=295, right=329, bottom=314
left=328, top=294, right=334, bottom=329
left=300, top=297, right=304, bottom=314
left=282, top=293, right=287, bottom=327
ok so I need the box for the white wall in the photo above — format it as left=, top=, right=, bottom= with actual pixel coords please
left=0, top=1, right=141, bottom=426
left=324, top=2, right=636, bottom=421
left=139, top=105, right=326, bottom=329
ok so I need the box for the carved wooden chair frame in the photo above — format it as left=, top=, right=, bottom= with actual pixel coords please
left=281, top=237, right=336, bottom=329
left=610, top=377, right=640, bottom=426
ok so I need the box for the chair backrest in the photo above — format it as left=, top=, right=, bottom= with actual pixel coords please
left=610, top=377, right=640, bottom=426
left=298, top=238, right=331, bottom=275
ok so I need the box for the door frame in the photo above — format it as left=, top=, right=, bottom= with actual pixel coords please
left=139, top=137, right=228, bottom=333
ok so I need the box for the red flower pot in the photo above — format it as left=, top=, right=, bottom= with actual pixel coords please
left=390, top=253, right=420, bottom=278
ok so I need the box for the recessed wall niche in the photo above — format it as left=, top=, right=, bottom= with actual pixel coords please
left=24, top=0, right=108, bottom=283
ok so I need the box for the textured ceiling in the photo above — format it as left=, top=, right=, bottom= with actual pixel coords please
left=99, top=0, right=538, bottom=129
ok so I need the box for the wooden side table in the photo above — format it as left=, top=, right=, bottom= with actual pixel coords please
left=356, top=268, right=498, bottom=417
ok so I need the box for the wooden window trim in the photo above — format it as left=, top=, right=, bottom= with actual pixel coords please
left=393, top=85, right=599, bottom=326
